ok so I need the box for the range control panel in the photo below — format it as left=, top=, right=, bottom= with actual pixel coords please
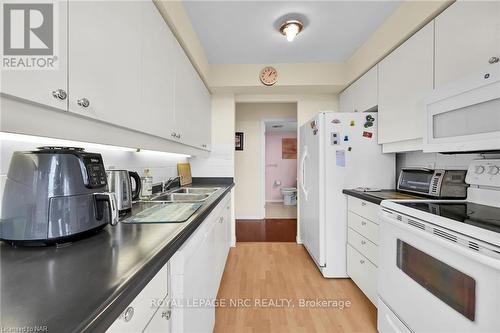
left=82, top=154, right=107, bottom=188
left=465, top=159, right=500, bottom=188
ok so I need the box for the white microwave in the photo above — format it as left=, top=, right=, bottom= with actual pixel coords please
left=424, top=63, right=500, bottom=153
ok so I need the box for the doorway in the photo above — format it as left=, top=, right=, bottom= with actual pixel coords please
left=234, top=102, right=298, bottom=242
left=263, top=120, right=298, bottom=219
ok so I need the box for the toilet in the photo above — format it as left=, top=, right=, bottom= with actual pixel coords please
left=281, top=187, right=297, bottom=206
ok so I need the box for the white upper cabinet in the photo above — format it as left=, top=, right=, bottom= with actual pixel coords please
left=339, top=65, right=378, bottom=113
left=435, top=1, right=500, bottom=88
left=0, top=0, right=68, bottom=111
left=174, top=40, right=211, bottom=150
left=339, top=86, right=353, bottom=113
left=140, top=1, right=176, bottom=139
left=378, top=22, right=434, bottom=145
left=68, top=1, right=143, bottom=130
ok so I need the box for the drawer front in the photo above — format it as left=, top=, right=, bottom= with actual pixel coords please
left=107, top=263, right=169, bottom=333
left=348, top=228, right=378, bottom=266
left=347, top=245, right=377, bottom=306
left=348, top=211, right=379, bottom=245
left=347, top=196, right=379, bottom=223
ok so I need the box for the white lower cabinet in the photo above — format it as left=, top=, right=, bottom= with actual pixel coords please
left=107, top=193, right=231, bottom=333
left=346, top=196, right=379, bottom=306
left=170, top=194, right=232, bottom=333
left=107, top=262, right=170, bottom=333
left=347, top=245, right=378, bottom=306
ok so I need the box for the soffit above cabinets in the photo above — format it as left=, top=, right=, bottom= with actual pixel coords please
left=183, top=1, right=401, bottom=64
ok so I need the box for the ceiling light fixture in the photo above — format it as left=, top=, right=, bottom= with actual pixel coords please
left=279, top=19, right=303, bottom=42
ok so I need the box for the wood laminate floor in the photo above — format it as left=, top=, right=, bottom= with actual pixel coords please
left=236, top=219, right=297, bottom=242
left=215, top=243, right=377, bottom=333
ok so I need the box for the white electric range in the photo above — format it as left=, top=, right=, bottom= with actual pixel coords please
left=377, top=159, right=500, bottom=333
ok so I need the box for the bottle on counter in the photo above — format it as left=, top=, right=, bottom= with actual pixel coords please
left=140, top=169, right=153, bottom=199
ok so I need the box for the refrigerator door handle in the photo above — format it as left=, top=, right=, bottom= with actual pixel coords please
left=300, top=147, right=308, bottom=200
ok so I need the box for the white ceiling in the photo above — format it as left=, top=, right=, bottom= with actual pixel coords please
left=183, top=1, right=402, bottom=64
left=265, top=121, right=297, bottom=133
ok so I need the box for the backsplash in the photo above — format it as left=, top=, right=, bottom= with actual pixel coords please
left=0, top=137, right=188, bottom=211
left=396, top=151, right=500, bottom=175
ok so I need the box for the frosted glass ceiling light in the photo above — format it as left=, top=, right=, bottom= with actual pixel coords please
left=279, top=20, right=303, bottom=42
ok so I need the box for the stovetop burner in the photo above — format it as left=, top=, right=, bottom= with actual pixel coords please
left=399, top=201, right=500, bottom=234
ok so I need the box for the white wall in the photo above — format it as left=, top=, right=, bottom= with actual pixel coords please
left=234, top=102, right=297, bottom=219
left=395, top=151, right=488, bottom=183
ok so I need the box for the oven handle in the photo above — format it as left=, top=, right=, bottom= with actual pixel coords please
left=381, top=210, right=500, bottom=270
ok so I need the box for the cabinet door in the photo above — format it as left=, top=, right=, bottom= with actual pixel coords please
left=173, top=40, right=211, bottom=149
left=435, top=1, right=500, bottom=88
left=143, top=306, right=171, bottom=333
left=339, top=86, right=353, bottom=113
left=173, top=39, right=197, bottom=146
left=182, top=221, right=216, bottom=332
left=352, top=65, right=378, bottom=112
left=68, top=1, right=142, bottom=131
left=107, top=263, right=169, bottom=333
left=140, top=1, right=176, bottom=139
left=378, top=22, right=434, bottom=144
left=0, top=0, right=68, bottom=111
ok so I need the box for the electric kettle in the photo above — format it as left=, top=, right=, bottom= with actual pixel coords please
left=106, top=170, right=142, bottom=213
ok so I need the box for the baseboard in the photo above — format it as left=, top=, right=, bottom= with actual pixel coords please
left=266, top=200, right=284, bottom=203
left=296, top=235, right=302, bottom=244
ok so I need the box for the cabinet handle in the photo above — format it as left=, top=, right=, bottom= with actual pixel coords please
left=77, top=98, right=90, bottom=108
left=161, top=310, right=171, bottom=320
left=359, top=259, right=365, bottom=264
left=489, top=56, right=499, bottom=64
left=176, top=133, right=181, bottom=139
left=52, top=89, right=67, bottom=100
left=121, top=306, right=134, bottom=322
left=361, top=240, right=366, bottom=245
left=171, top=132, right=177, bottom=138
left=219, top=216, right=224, bottom=224
left=361, top=221, right=367, bottom=226
left=361, top=202, right=367, bottom=206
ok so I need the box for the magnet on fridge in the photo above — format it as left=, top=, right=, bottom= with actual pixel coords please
left=348, top=147, right=352, bottom=152
left=364, top=121, right=373, bottom=128
left=331, top=119, right=341, bottom=124
left=350, top=120, right=355, bottom=126
left=310, top=121, right=316, bottom=129
left=362, top=131, right=373, bottom=138
left=343, top=135, right=349, bottom=141
left=330, top=132, right=340, bottom=145
left=365, top=115, right=375, bottom=122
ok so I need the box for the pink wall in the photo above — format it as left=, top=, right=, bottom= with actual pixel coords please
left=265, top=132, right=297, bottom=201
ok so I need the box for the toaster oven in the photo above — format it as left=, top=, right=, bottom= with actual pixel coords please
left=397, top=168, right=468, bottom=198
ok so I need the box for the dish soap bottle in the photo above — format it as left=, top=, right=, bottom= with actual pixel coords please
left=141, top=169, right=153, bottom=199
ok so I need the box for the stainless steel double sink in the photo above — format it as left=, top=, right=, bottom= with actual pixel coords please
left=148, top=187, right=221, bottom=203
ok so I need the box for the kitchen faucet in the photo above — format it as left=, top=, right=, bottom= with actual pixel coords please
left=163, top=176, right=181, bottom=192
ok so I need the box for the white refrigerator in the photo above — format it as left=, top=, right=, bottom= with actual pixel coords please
left=299, top=112, right=395, bottom=278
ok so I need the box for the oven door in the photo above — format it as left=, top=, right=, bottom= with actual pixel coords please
left=423, top=63, right=500, bottom=153
left=379, top=209, right=500, bottom=332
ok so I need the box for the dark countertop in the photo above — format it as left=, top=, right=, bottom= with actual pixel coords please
left=342, top=189, right=427, bottom=205
left=0, top=180, right=234, bottom=333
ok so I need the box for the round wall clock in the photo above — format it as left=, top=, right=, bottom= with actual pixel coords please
left=259, top=66, right=278, bottom=86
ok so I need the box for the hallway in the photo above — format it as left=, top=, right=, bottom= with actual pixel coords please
left=215, top=243, right=377, bottom=333
left=236, top=219, right=297, bottom=242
